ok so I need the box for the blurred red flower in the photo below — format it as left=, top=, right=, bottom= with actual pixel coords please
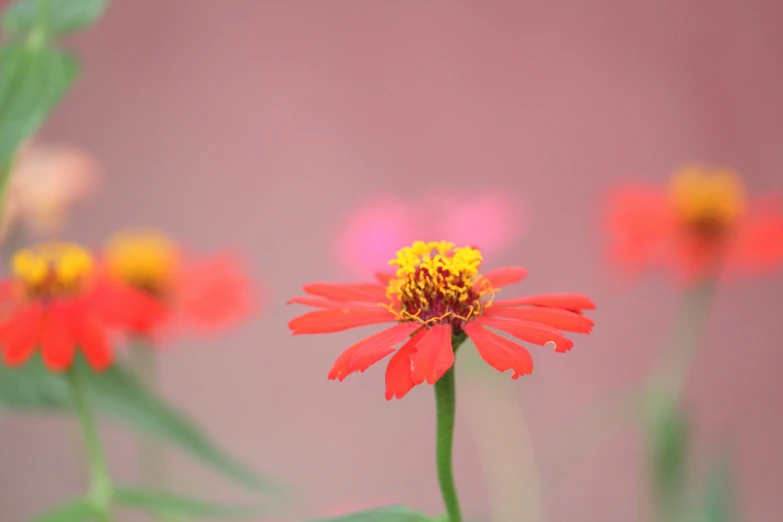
left=606, top=166, right=783, bottom=282
left=290, top=241, right=594, bottom=400
left=98, top=229, right=256, bottom=341
left=0, top=243, right=128, bottom=371
left=333, top=191, right=523, bottom=277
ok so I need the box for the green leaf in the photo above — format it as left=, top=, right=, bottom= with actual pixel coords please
left=643, top=389, right=688, bottom=517
left=0, top=355, right=280, bottom=495
left=308, top=505, right=432, bottom=522
left=702, top=456, right=734, bottom=522
left=27, top=498, right=98, bottom=522
left=112, top=487, right=264, bottom=519
left=2, top=0, right=110, bottom=35
left=0, top=45, right=79, bottom=165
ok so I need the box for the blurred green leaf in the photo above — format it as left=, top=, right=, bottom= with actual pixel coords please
left=308, top=505, right=432, bottom=522
left=2, top=0, right=110, bottom=35
left=112, top=487, right=263, bottom=519
left=702, top=456, right=734, bottom=522
left=0, top=44, right=79, bottom=165
left=27, top=498, right=98, bottom=522
left=0, top=355, right=280, bottom=495
left=643, top=389, right=688, bottom=518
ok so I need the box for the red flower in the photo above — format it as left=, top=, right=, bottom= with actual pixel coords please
left=0, top=243, right=119, bottom=371
left=606, top=166, right=783, bottom=282
left=289, top=241, right=594, bottom=400
left=98, top=230, right=255, bottom=340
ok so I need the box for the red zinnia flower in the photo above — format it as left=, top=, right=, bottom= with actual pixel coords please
left=97, top=229, right=255, bottom=340
left=606, top=165, right=783, bottom=282
left=0, top=243, right=116, bottom=371
left=289, top=241, right=595, bottom=400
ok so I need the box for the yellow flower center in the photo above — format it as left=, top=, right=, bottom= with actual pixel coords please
left=669, top=166, right=746, bottom=235
left=386, top=241, right=494, bottom=326
left=104, top=230, right=178, bottom=297
left=12, top=242, right=94, bottom=297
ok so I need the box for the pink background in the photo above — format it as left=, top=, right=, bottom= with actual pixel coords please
left=1, top=1, right=783, bottom=521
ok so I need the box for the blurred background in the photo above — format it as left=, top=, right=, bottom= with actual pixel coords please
left=1, top=1, right=782, bottom=521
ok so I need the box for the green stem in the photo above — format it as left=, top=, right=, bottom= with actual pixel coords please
left=131, top=345, right=166, bottom=486
left=646, top=277, right=718, bottom=522
left=434, top=334, right=466, bottom=522
left=130, top=343, right=177, bottom=522
left=656, top=277, right=717, bottom=397
left=67, top=364, right=112, bottom=521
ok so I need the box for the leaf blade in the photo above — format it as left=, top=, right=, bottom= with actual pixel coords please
left=27, top=498, right=98, bottom=522
left=112, top=487, right=265, bottom=519
left=0, top=355, right=281, bottom=495
left=307, top=505, right=432, bottom=522
left=2, top=0, right=110, bottom=35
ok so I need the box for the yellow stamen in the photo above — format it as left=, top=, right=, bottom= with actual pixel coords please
left=104, top=229, right=178, bottom=295
left=386, top=241, right=493, bottom=325
left=12, top=242, right=94, bottom=296
left=669, top=166, right=746, bottom=229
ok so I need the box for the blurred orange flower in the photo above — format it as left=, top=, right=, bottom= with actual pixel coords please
left=0, top=143, right=98, bottom=240
left=98, top=229, right=256, bottom=341
left=606, top=166, right=783, bottom=282
left=0, top=242, right=131, bottom=371
left=290, top=241, right=594, bottom=400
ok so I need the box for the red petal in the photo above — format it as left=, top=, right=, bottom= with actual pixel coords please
left=474, top=316, right=574, bottom=353
left=40, top=305, right=75, bottom=371
left=483, top=306, right=593, bottom=333
left=1, top=304, right=43, bottom=367
left=303, top=282, right=387, bottom=303
left=375, top=272, right=395, bottom=285
left=728, top=203, right=783, bottom=272
left=289, top=308, right=396, bottom=334
left=492, top=293, right=596, bottom=311
left=287, top=296, right=380, bottom=310
left=477, top=267, right=528, bottom=290
left=463, top=322, right=533, bottom=378
left=328, top=322, right=421, bottom=381
left=177, top=254, right=255, bottom=332
left=92, top=279, right=169, bottom=337
left=385, top=328, right=428, bottom=400
left=410, top=324, right=454, bottom=385
left=73, top=316, right=112, bottom=372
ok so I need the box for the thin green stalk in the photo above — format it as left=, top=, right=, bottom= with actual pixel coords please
left=434, top=334, right=466, bottom=522
left=646, top=277, right=718, bottom=522
left=130, top=343, right=179, bottom=522
left=67, top=364, right=112, bottom=521
left=656, top=278, right=717, bottom=396
left=130, top=345, right=166, bottom=487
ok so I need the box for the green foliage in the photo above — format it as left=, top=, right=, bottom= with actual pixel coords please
left=0, top=355, right=280, bottom=495
left=112, top=487, right=266, bottom=519
left=3, top=0, right=110, bottom=35
left=26, top=499, right=99, bottom=522
left=308, top=505, right=432, bottom=522
left=643, top=389, right=689, bottom=518
left=701, top=456, right=734, bottom=522
left=0, top=45, right=78, bottom=166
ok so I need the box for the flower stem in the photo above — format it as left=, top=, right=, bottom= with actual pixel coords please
left=130, top=344, right=167, bottom=487
left=657, top=277, right=717, bottom=396
left=646, top=277, right=718, bottom=522
left=67, top=363, right=112, bottom=521
left=434, top=334, right=466, bottom=522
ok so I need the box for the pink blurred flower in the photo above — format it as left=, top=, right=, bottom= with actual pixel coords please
left=0, top=142, right=99, bottom=241
left=333, top=191, right=523, bottom=276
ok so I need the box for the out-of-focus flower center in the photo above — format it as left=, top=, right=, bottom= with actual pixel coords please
left=669, top=167, right=746, bottom=237
left=104, top=230, right=178, bottom=298
left=12, top=242, right=94, bottom=297
left=385, top=241, right=493, bottom=328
